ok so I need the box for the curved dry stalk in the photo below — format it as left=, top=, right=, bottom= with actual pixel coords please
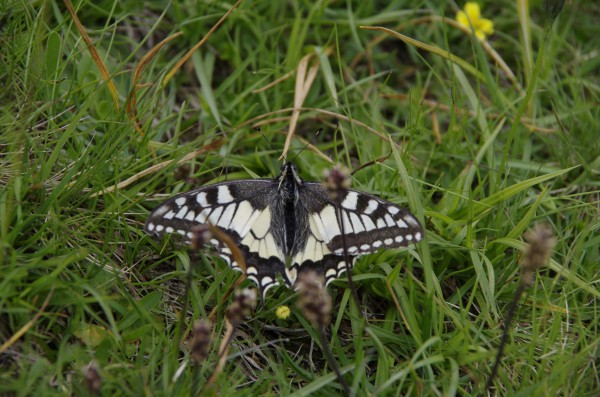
left=354, top=15, right=521, bottom=92
left=236, top=107, right=405, bottom=154
left=204, top=318, right=235, bottom=392
left=126, top=32, right=184, bottom=136
left=251, top=69, right=295, bottom=94
left=89, top=139, right=223, bottom=198
left=280, top=53, right=321, bottom=160
left=64, top=0, right=119, bottom=110
left=206, top=224, right=249, bottom=322
left=0, top=290, right=53, bottom=354
left=383, top=93, right=557, bottom=134
left=162, top=0, right=245, bottom=87
left=361, top=26, right=486, bottom=82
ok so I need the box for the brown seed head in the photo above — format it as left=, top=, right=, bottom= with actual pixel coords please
left=521, top=223, right=557, bottom=286
left=174, top=165, right=192, bottom=182
left=323, top=165, right=352, bottom=200
left=83, top=360, right=101, bottom=395
left=296, top=271, right=331, bottom=327
left=226, top=288, right=257, bottom=324
left=190, top=224, right=213, bottom=250
left=190, top=319, right=212, bottom=363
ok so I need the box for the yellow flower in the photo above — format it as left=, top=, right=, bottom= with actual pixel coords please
left=275, top=305, right=291, bottom=320
left=456, top=2, right=494, bottom=40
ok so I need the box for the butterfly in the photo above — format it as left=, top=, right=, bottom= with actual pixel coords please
left=145, top=162, right=423, bottom=297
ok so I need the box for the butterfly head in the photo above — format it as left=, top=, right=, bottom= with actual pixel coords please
left=278, top=162, right=302, bottom=202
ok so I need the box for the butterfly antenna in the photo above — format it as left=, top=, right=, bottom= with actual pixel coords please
left=255, top=127, right=288, bottom=163
left=290, top=128, right=322, bottom=164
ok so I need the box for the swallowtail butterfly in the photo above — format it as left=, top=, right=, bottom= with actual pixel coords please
left=145, top=163, right=423, bottom=297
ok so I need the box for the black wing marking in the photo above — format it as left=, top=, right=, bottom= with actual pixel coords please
left=145, top=180, right=291, bottom=297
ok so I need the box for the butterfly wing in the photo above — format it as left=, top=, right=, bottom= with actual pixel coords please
left=145, top=180, right=290, bottom=296
left=293, top=182, right=423, bottom=285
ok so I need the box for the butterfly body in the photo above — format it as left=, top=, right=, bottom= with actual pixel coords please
left=145, top=162, right=423, bottom=297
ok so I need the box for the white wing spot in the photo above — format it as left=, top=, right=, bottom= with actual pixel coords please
left=415, top=232, right=422, bottom=240
left=208, top=206, right=223, bottom=225
left=261, top=276, right=274, bottom=287
left=309, top=215, right=326, bottom=241
left=377, top=218, right=386, bottom=228
left=163, top=210, right=175, bottom=220
left=249, top=208, right=271, bottom=238
left=395, top=235, right=404, bottom=243
left=239, top=209, right=261, bottom=237
left=318, top=206, right=341, bottom=241
left=360, top=244, right=370, bottom=251
left=147, top=223, right=155, bottom=231
left=405, top=215, right=420, bottom=227
left=152, top=206, right=169, bottom=217
left=165, top=226, right=174, bottom=233
left=175, top=206, right=188, bottom=219
left=248, top=238, right=260, bottom=252
left=341, top=191, right=359, bottom=210
left=196, top=192, right=209, bottom=207
left=187, top=232, right=194, bottom=239
left=217, top=185, right=234, bottom=204
left=264, top=234, right=280, bottom=258
left=348, top=246, right=358, bottom=254
left=262, top=281, right=279, bottom=296
left=373, top=240, right=382, bottom=248
left=219, top=255, right=231, bottom=264
left=397, top=219, right=408, bottom=228
left=305, top=237, right=317, bottom=261
left=230, top=201, right=253, bottom=235
left=385, top=214, right=395, bottom=227
left=316, top=242, right=327, bottom=259
left=350, top=212, right=365, bottom=233
left=217, top=204, right=236, bottom=229
left=361, top=215, right=376, bottom=231
left=405, top=234, right=413, bottom=241
left=195, top=208, right=211, bottom=223
left=246, top=266, right=258, bottom=275
left=155, top=224, right=164, bottom=232
left=258, top=234, right=275, bottom=258
left=246, top=236, right=260, bottom=253
left=175, top=197, right=186, bottom=206
left=341, top=211, right=353, bottom=233
left=388, top=206, right=400, bottom=215
left=326, top=268, right=337, bottom=279
left=184, top=210, right=195, bottom=221
left=337, top=261, right=347, bottom=270
left=384, top=238, right=394, bottom=245
left=364, top=199, right=379, bottom=215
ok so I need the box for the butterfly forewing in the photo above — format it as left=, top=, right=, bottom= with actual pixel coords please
left=145, top=180, right=291, bottom=295
left=294, top=183, right=423, bottom=284
left=310, top=185, right=422, bottom=252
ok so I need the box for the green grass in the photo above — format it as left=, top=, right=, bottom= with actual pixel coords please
left=1, top=0, right=599, bottom=395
